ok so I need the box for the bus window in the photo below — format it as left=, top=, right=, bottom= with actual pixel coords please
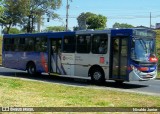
left=4, top=38, right=10, bottom=51
left=92, top=34, right=108, bottom=54
left=25, top=37, right=35, bottom=51
left=35, top=37, right=47, bottom=52
left=63, top=35, right=75, bottom=53
left=19, top=38, right=26, bottom=51
left=77, top=35, right=91, bottom=53
left=14, top=38, right=20, bottom=51
left=51, top=39, right=62, bottom=53
left=4, top=38, right=14, bottom=51
left=57, top=39, right=62, bottom=53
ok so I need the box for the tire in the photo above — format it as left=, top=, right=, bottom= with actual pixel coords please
left=91, top=68, right=105, bottom=84
left=27, top=63, right=36, bottom=76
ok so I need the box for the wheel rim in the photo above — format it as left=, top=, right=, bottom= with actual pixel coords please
left=93, top=71, right=101, bottom=80
left=28, top=65, right=35, bottom=74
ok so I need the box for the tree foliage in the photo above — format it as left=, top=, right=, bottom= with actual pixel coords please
left=24, top=0, right=62, bottom=33
left=113, top=22, right=134, bottom=28
left=44, top=26, right=65, bottom=32
left=73, top=26, right=79, bottom=31
left=0, top=0, right=28, bottom=33
left=0, top=0, right=62, bottom=34
left=77, top=12, right=107, bottom=30
left=155, top=30, right=160, bottom=67
left=2, top=27, right=21, bottom=34
left=87, top=14, right=107, bottom=29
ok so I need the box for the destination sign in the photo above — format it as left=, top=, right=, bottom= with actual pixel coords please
left=133, top=30, right=155, bottom=37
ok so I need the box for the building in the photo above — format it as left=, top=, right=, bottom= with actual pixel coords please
left=156, top=23, right=160, bottom=29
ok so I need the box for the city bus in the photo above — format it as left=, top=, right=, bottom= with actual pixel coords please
left=2, top=28, right=158, bottom=84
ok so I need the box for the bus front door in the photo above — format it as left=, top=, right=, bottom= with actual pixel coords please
left=110, top=37, right=129, bottom=81
left=49, top=38, right=62, bottom=74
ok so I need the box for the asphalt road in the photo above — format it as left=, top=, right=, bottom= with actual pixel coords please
left=0, top=67, right=160, bottom=96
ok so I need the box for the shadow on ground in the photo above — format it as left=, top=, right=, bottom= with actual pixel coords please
left=0, top=70, right=148, bottom=90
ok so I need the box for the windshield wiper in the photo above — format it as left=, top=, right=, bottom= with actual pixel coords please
left=139, top=39, right=147, bottom=53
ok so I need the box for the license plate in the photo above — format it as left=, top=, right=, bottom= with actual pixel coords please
left=146, top=74, right=152, bottom=78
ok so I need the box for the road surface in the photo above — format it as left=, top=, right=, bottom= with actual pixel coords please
left=0, top=67, right=160, bottom=96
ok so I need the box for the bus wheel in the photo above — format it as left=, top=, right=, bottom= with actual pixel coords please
left=91, top=68, right=105, bottom=84
left=27, top=63, right=36, bottom=76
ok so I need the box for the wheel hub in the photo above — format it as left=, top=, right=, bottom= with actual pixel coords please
left=93, top=72, right=101, bottom=80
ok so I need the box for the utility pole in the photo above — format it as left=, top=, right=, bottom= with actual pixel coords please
left=150, top=12, right=151, bottom=28
left=66, top=0, right=69, bottom=31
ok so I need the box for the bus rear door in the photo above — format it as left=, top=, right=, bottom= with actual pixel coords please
left=109, top=36, right=129, bottom=81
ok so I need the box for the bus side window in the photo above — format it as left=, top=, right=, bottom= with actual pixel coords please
left=77, top=35, right=91, bottom=53
left=4, top=38, right=15, bottom=51
left=10, top=38, right=15, bottom=51
left=25, top=37, right=35, bottom=51
left=19, top=38, right=25, bottom=51
left=63, top=35, right=75, bottom=53
left=4, top=38, right=10, bottom=51
left=35, top=37, right=47, bottom=52
left=14, top=38, right=20, bottom=51
left=57, top=39, right=62, bottom=53
left=92, top=34, right=108, bottom=54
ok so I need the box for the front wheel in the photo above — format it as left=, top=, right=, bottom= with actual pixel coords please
left=27, top=63, right=36, bottom=76
left=91, top=68, right=105, bottom=84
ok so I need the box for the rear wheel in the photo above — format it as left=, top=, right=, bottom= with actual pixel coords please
left=27, top=63, right=36, bottom=76
left=91, top=68, right=105, bottom=84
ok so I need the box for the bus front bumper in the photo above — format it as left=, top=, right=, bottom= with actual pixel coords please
left=129, top=69, right=157, bottom=81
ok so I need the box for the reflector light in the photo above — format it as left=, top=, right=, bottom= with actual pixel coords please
left=138, top=67, right=149, bottom=71
left=149, top=57, right=158, bottom=62
left=100, top=57, right=105, bottom=64
left=127, top=66, right=132, bottom=71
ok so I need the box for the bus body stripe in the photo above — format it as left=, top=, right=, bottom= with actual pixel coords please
left=40, top=53, right=48, bottom=73
left=58, top=54, right=67, bottom=75
left=51, top=53, right=62, bottom=74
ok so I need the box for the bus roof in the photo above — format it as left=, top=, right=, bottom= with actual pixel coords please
left=76, top=29, right=111, bottom=35
left=3, top=31, right=76, bottom=38
left=3, top=28, right=154, bottom=38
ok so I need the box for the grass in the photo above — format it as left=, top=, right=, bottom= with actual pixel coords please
left=155, top=30, right=160, bottom=79
left=0, top=77, right=160, bottom=107
left=0, top=37, right=2, bottom=64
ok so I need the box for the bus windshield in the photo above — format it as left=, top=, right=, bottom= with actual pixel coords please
left=131, top=38, right=156, bottom=62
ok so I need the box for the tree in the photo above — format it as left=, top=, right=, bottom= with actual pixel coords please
left=113, top=22, right=134, bottom=28
left=0, top=0, right=28, bottom=34
left=44, top=26, right=65, bottom=32
left=77, top=12, right=107, bottom=30
left=2, top=27, right=21, bottom=34
left=0, top=0, right=4, bottom=15
left=0, top=1, right=5, bottom=24
left=0, top=0, right=62, bottom=34
left=77, top=12, right=93, bottom=30
left=73, top=26, right=79, bottom=31
left=24, top=0, right=62, bottom=33
left=87, top=14, right=107, bottom=29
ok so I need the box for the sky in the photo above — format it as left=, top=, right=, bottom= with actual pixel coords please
left=40, top=0, right=159, bottom=30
